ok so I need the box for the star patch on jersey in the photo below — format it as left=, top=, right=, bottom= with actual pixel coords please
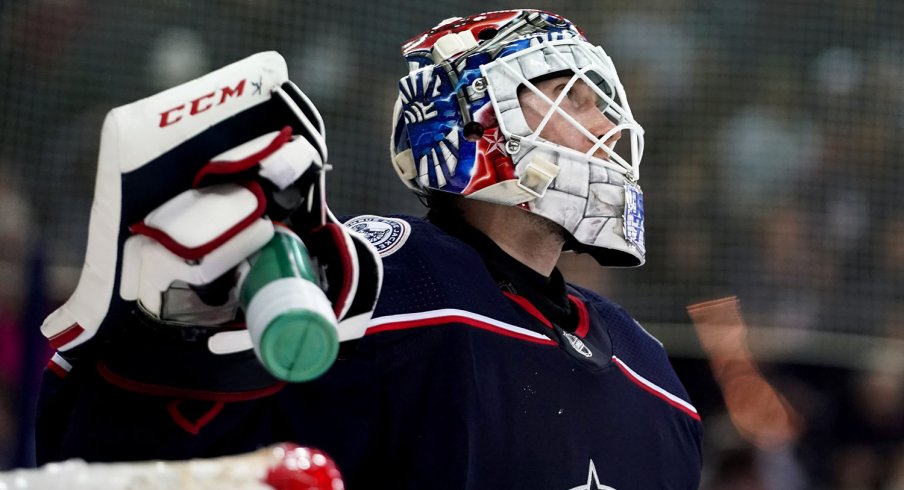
left=569, top=459, right=617, bottom=490
left=344, top=215, right=411, bottom=257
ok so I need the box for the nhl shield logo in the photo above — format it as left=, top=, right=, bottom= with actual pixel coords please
left=344, top=215, right=411, bottom=257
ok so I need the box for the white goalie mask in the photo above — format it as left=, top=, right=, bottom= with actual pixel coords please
left=484, top=36, right=646, bottom=265
left=391, top=10, right=647, bottom=266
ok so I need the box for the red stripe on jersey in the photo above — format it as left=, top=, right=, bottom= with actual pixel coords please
left=569, top=295, right=590, bottom=338
left=502, top=291, right=553, bottom=329
left=166, top=400, right=225, bottom=435
left=613, top=356, right=701, bottom=421
left=96, top=361, right=287, bottom=402
left=367, top=314, right=557, bottom=346
left=48, top=323, right=85, bottom=350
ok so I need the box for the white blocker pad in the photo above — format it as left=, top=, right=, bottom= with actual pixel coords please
left=335, top=224, right=383, bottom=341
left=194, top=106, right=383, bottom=342
left=120, top=183, right=274, bottom=320
left=282, top=206, right=383, bottom=343
left=42, top=51, right=327, bottom=352
left=199, top=129, right=322, bottom=191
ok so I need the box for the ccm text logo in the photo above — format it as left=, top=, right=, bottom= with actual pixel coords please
left=158, top=79, right=246, bottom=128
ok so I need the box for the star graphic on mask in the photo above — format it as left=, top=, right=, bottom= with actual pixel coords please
left=568, top=460, right=617, bottom=490
left=481, top=127, right=507, bottom=156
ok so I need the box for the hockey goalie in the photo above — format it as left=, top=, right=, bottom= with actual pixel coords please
left=34, top=9, right=702, bottom=489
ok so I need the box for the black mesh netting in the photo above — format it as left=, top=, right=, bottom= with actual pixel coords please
left=3, top=0, right=902, bottom=339
left=1, top=0, right=903, bottom=485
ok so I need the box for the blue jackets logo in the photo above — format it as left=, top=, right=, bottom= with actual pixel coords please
left=345, top=215, right=411, bottom=257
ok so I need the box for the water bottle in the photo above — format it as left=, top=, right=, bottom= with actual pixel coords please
left=240, top=226, right=339, bottom=382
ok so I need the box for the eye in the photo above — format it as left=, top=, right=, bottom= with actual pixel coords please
left=595, top=94, right=610, bottom=112
left=566, top=89, right=588, bottom=106
left=585, top=72, right=614, bottom=110
left=597, top=79, right=614, bottom=98
left=566, top=82, right=597, bottom=108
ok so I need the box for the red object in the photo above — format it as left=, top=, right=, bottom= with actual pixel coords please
left=462, top=126, right=516, bottom=196
left=128, top=180, right=267, bottom=262
left=401, top=10, right=522, bottom=55
left=264, top=444, right=345, bottom=490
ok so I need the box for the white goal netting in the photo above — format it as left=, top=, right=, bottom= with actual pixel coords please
left=0, top=444, right=343, bottom=490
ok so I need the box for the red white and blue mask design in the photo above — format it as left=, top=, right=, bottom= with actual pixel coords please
left=391, top=10, right=646, bottom=266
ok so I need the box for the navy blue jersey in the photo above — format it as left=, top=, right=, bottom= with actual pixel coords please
left=36, top=214, right=702, bottom=489
left=282, top=215, right=703, bottom=488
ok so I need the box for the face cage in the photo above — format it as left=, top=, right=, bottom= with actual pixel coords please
left=481, top=37, right=644, bottom=184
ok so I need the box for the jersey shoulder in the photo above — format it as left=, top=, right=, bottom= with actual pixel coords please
left=569, top=285, right=664, bottom=349
left=342, top=214, right=499, bottom=318
left=569, top=284, right=695, bottom=407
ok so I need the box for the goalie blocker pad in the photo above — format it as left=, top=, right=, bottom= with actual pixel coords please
left=197, top=127, right=383, bottom=340
left=122, top=182, right=274, bottom=320
left=42, top=51, right=382, bottom=397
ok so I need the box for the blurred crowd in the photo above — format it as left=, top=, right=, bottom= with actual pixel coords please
left=1, top=0, right=902, bottom=487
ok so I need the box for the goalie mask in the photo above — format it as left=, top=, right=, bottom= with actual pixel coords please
left=390, top=10, right=646, bottom=266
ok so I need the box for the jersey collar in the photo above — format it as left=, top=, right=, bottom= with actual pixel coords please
left=428, top=211, right=576, bottom=330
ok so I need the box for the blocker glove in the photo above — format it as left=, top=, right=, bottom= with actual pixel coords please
left=41, top=52, right=381, bottom=396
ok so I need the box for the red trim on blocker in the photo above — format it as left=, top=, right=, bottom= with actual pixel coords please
left=192, top=126, right=294, bottom=188
left=96, top=361, right=287, bottom=402
left=273, top=221, right=294, bottom=232
left=47, top=359, right=70, bottom=378
left=166, top=400, right=225, bottom=435
left=48, top=323, right=85, bottom=350
left=568, top=295, right=590, bottom=338
left=314, top=223, right=355, bottom=317
left=367, top=312, right=557, bottom=346
left=129, top=180, right=268, bottom=262
left=612, top=356, right=701, bottom=421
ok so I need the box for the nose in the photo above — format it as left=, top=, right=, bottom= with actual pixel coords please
left=595, top=113, right=621, bottom=149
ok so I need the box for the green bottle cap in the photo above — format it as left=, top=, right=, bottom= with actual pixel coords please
left=257, top=310, right=339, bottom=382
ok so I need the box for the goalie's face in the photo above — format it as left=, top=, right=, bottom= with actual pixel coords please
left=518, top=76, right=622, bottom=161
